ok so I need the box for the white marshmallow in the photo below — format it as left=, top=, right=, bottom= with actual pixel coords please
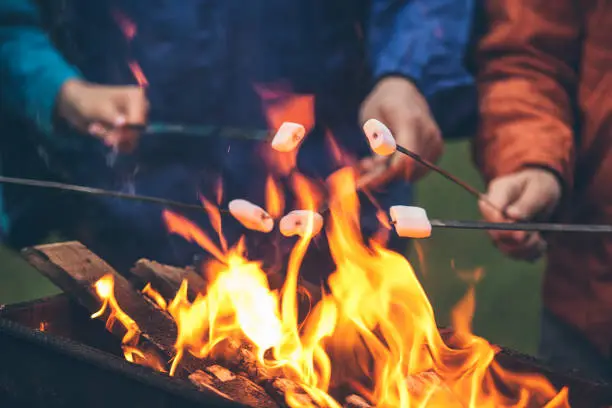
left=228, top=199, right=274, bottom=233
left=389, top=206, right=431, bottom=238
left=279, top=210, right=324, bottom=237
left=271, top=122, right=306, bottom=153
left=362, top=119, right=397, bottom=156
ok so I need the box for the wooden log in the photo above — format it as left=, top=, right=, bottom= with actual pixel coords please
left=131, top=259, right=206, bottom=301
left=262, top=377, right=322, bottom=408
left=132, top=259, right=323, bottom=311
left=189, top=366, right=279, bottom=408
left=21, top=241, right=205, bottom=378
left=214, top=338, right=274, bottom=383
left=343, top=394, right=373, bottom=408
left=128, top=260, right=293, bottom=394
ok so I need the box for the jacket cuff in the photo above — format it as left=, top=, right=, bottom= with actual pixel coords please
left=31, top=64, right=81, bottom=136
left=478, top=144, right=574, bottom=191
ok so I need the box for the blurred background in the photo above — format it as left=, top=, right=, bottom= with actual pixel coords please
left=0, top=139, right=542, bottom=355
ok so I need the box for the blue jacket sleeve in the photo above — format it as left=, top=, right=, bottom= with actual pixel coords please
left=0, top=0, right=81, bottom=136
left=368, top=0, right=476, bottom=136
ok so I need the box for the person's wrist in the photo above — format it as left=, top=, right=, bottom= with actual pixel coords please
left=374, top=74, right=418, bottom=90
left=56, top=79, right=87, bottom=120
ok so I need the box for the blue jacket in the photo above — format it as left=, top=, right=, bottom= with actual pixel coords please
left=0, top=0, right=475, bottom=266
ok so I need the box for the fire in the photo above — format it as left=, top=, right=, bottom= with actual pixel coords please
left=91, top=274, right=141, bottom=356
left=92, top=166, right=569, bottom=406
left=112, top=9, right=148, bottom=88
left=128, top=61, right=149, bottom=88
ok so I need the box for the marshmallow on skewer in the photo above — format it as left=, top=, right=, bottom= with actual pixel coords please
left=362, top=119, right=397, bottom=156
left=389, top=206, right=431, bottom=238
left=228, top=199, right=274, bottom=233
left=279, top=210, right=324, bottom=237
left=271, top=122, right=306, bottom=152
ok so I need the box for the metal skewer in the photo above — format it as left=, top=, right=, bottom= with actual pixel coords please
left=394, top=145, right=509, bottom=217
left=125, top=123, right=270, bottom=141
left=429, top=219, right=612, bottom=233
left=0, top=175, right=211, bottom=213
left=126, top=122, right=507, bottom=216
left=0, top=175, right=607, bottom=233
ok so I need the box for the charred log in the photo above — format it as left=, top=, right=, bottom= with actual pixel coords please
left=22, top=241, right=206, bottom=378
left=343, top=394, right=373, bottom=408
left=131, top=259, right=206, bottom=301
left=189, top=366, right=279, bottom=408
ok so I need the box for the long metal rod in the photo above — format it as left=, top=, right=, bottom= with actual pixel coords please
left=0, top=175, right=607, bottom=233
left=129, top=123, right=507, bottom=216
left=394, top=145, right=512, bottom=218
left=125, top=123, right=270, bottom=141
left=429, top=219, right=612, bottom=233
left=0, top=175, right=209, bottom=212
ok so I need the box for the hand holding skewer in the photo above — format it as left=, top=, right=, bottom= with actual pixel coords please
left=479, top=168, right=562, bottom=261
left=57, top=79, right=148, bottom=153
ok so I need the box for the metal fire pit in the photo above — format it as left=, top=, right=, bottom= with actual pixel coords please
left=0, top=294, right=611, bottom=407
left=0, top=294, right=244, bottom=408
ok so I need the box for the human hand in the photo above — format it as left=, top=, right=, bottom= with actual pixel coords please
left=57, top=79, right=148, bottom=153
left=479, top=168, right=562, bottom=261
left=358, top=76, right=442, bottom=189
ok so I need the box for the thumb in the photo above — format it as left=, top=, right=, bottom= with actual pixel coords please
left=481, top=178, right=522, bottom=222
left=505, top=181, right=549, bottom=221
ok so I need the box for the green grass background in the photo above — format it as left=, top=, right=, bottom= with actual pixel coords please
left=0, top=140, right=543, bottom=355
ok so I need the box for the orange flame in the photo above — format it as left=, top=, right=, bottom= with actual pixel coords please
left=128, top=61, right=149, bottom=88
left=112, top=10, right=148, bottom=88
left=112, top=10, right=136, bottom=41
left=163, top=210, right=225, bottom=263
left=92, top=274, right=140, bottom=346
left=92, top=161, right=569, bottom=407
left=265, top=176, right=285, bottom=219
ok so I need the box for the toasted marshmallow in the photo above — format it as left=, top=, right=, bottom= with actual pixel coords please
left=363, top=119, right=396, bottom=156
left=279, top=210, right=324, bottom=237
left=271, top=122, right=306, bottom=152
left=228, top=199, right=274, bottom=233
left=389, top=206, right=431, bottom=238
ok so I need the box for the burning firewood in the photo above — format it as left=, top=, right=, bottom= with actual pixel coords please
left=131, top=259, right=206, bottom=301
left=133, top=258, right=323, bottom=323
left=262, top=377, right=322, bottom=408
left=343, top=394, right=373, bottom=408
left=189, top=366, right=279, bottom=408
left=22, top=241, right=207, bottom=378
left=213, top=338, right=273, bottom=382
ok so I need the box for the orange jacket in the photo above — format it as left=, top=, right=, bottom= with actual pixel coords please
left=476, top=1, right=612, bottom=356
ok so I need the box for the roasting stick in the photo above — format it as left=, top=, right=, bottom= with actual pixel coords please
left=125, top=123, right=269, bottom=141
left=429, top=219, right=612, bottom=233
left=129, top=121, right=504, bottom=216
left=395, top=145, right=483, bottom=200
left=0, top=175, right=212, bottom=213
left=0, top=175, right=609, bottom=233
left=129, top=121, right=498, bottom=211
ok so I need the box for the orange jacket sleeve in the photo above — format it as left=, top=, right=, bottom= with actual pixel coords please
left=475, top=0, right=581, bottom=188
